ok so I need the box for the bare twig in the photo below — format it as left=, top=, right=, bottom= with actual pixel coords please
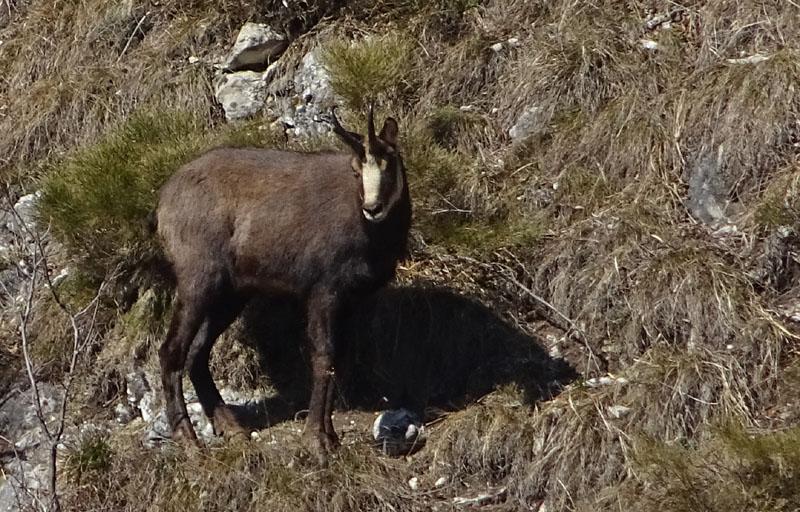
left=116, top=11, right=150, bottom=63
left=2, top=190, right=106, bottom=512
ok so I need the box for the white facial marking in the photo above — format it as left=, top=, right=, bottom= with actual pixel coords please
left=361, top=150, right=404, bottom=223
left=362, top=154, right=383, bottom=207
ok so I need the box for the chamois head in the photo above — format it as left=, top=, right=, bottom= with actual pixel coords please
left=329, top=106, right=404, bottom=223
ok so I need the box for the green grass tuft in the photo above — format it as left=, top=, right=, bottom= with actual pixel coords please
left=64, top=433, right=114, bottom=484
left=630, top=423, right=800, bottom=511
left=322, top=33, right=413, bottom=112
left=421, top=215, right=543, bottom=254
left=427, top=105, right=484, bottom=149
left=38, top=111, right=288, bottom=283
left=38, top=110, right=208, bottom=278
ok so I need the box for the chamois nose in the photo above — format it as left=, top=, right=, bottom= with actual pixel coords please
left=363, top=201, right=384, bottom=220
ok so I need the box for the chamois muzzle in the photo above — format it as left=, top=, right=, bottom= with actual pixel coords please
left=362, top=201, right=385, bottom=221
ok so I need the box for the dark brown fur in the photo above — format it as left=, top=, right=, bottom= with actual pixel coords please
left=156, top=116, right=411, bottom=455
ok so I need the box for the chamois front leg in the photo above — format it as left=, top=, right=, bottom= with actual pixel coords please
left=305, top=288, right=340, bottom=458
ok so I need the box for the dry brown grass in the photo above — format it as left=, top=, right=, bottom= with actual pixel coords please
left=3, top=0, right=800, bottom=510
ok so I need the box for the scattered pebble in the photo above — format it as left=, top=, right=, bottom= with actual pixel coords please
left=607, top=405, right=631, bottom=419
left=507, top=37, right=519, bottom=47
left=434, top=476, right=448, bottom=488
left=726, top=54, right=771, bottom=65
left=490, top=42, right=504, bottom=52
left=188, top=56, right=200, bottom=64
left=640, top=39, right=660, bottom=50
left=408, top=477, right=420, bottom=490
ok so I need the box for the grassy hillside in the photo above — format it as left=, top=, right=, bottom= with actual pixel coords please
left=2, top=0, right=800, bottom=510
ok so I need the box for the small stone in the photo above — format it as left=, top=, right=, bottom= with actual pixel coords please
left=607, top=405, right=631, bottom=418
left=640, top=39, right=660, bottom=50
left=509, top=106, right=544, bottom=140
left=490, top=42, right=504, bottom=52
left=188, top=56, right=200, bottom=64
left=434, top=476, right=448, bottom=487
left=408, top=477, right=420, bottom=490
left=115, top=403, right=135, bottom=425
left=507, top=37, right=519, bottom=47
left=251, top=431, right=261, bottom=441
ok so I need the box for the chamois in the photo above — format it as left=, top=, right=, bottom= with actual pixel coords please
left=155, top=107, right=411, bottom=455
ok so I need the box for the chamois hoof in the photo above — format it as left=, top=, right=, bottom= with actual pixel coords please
left=172, top=417, right=201, bottom=448
left=306, top=430, right=340, bottom=465
left=212, top=406, right=250, bottom=440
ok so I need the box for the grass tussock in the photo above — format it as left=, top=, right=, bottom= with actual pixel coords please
left=626, top=423, right=800, bottom=511
left=321, top=33, right=414, bottom=112
left=37, top=111, right=287, bottom=281
left=38, top=111, right=208, bottom=278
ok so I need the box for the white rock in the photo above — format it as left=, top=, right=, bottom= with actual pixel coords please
left=507, top=37, right=520, bottom=47
left=509, top=106, right=544, bottom=140
left=408, top=477, right=420, bottom=490
left=640, top=39, right=660, bottom=50
left=7, top=192, right=41, bottom=233
left=214, top=67, right=275, bottom=121
left=224, top=23, right=287, bottom=72
left=138, top=391, right=159, bottom=423
left=188, top=56, right=200, bottom=64
left=490, top=42, right=504, bottom=52
left=115, top=403, right=135, bottom=425
left=434, top=476, right=448, bottom=487
left=607, top=405, right=631, bottom=418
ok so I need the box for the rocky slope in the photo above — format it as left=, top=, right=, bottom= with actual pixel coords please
left=1, top=1, right=800, bottom=510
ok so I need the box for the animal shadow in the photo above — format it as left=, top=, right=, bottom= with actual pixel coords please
left=234, top=285, right=577, bottom=427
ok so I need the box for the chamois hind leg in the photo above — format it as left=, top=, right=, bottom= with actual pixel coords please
left=186, top=292, right=248, bottom=439
left=159, top=297, right=206, bottom=443
left=305, top=287, right=340, bottom=458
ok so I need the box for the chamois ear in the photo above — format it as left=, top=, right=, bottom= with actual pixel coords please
left=379, top=118, right=399, bottom=147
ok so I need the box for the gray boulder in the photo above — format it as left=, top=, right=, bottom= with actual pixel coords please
left=215, top=67, right=277, bottom=121
left=223, top=23, right=287, bottom=72
left=271, top=50, right=337, bottom=139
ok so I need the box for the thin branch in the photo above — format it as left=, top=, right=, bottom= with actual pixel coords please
left=116, top=12, right=150, bottom=63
